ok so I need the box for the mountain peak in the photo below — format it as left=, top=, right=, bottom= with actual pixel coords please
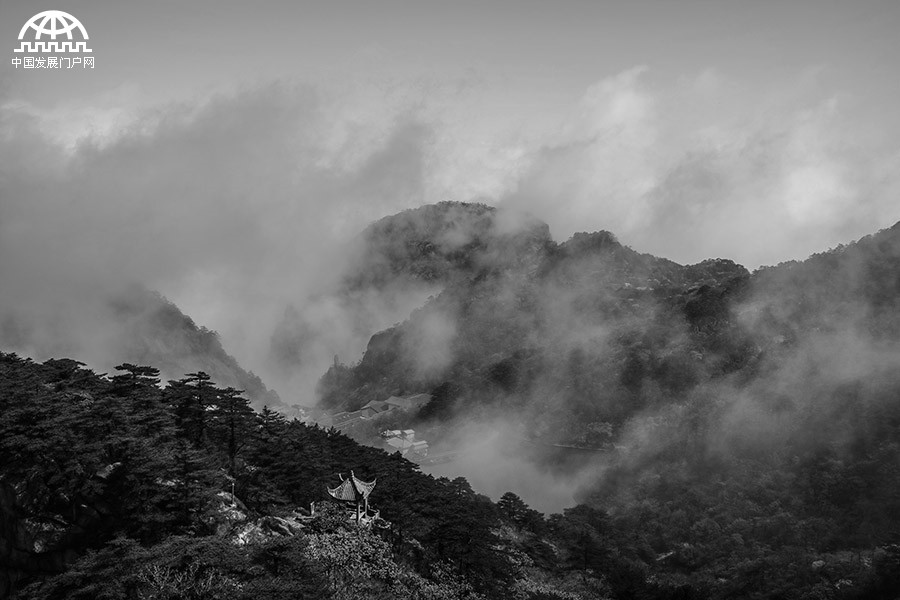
left=344, top=202, right=551, bottom=289
left=560, top=230, right=622, bottom=254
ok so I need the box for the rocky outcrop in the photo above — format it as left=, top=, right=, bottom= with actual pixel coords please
left=231, top=514, right=309, bottom=546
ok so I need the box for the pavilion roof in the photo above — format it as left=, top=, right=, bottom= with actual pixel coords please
left=327, top=471, right=376, bottom=502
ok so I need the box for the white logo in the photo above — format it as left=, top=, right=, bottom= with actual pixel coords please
left=10, top=10, right=94, bottom=70
left=15, top=10, right=92, bottom=54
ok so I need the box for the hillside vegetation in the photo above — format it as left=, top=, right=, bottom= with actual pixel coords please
left=1, top=353, right=637, bottom=600
left=4, top=203, right=900, bottom=598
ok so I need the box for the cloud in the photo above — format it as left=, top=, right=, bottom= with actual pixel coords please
left=502, top=68, right=900, bottom=268
left=0, top=81, right=437, bottom=398
left=424, top=419, right=595, bottom=514
left=506, top=67, right=658, bottom=238
left=3, top=65, right=900, bottom=408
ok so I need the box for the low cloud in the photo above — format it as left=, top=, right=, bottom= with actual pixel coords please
left=0, top=82, right=435, bottom=397
left=503, top=67, right=900, bottom=268
left=424, top=419, right=597, bottom=514
left=2, top=66, right=900, bottom=410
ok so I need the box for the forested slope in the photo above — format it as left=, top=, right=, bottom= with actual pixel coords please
left=0, top=352, right=634, bottom=600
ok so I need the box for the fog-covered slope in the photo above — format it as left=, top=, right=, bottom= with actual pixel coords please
left=1, top=284, right=281, bottom=409
left=308, top=202, right=900, bottom=597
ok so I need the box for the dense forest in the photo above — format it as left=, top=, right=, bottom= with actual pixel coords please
left=2, top=351, right=899, bottom=598
left=0, top=353, right=632, bottom=600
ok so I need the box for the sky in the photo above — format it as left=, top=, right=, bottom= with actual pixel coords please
left=2, top=0, right=900, bottom=401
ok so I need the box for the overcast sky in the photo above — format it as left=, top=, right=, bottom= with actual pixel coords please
left=3, top=1, right=899, bottom=257
left=2, top=0, right=900, bottom=391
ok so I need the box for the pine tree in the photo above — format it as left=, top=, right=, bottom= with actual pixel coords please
left=111, top=364, right=174, bottom=440
left=243, top=406, right=290, bottom=510
left=165, top=438, right=221, bottom=533
left=166, top=372, right=214, bottom=445
left=497, top=491, right=544, bottom=532
left=208, top=387, right=254, bottom=476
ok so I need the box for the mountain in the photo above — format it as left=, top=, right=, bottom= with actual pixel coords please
left=317, top=204, right=900, bottom=443
left=5, top=202, right=900, bottom=599
left=0, top=284, right=282, bottom=409
left=310, top=202, right=900, bottom=597
left=105, top=285, right=282, bottom=408
left=344, top=202, right=553, bottom=289
left=316, top=201, right=754, bottom=432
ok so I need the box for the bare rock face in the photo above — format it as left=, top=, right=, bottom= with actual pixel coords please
left=231, top=514, right=308, bottom=546
left=204, top=491, right=249, bottom=536
left=200, top=489, right=317, bottom=546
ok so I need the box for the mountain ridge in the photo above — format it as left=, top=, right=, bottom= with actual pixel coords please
left=315, top=201, right=900, bottom=461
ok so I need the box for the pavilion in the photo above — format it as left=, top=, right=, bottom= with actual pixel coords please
left=326, top=471, right=377, bottom=525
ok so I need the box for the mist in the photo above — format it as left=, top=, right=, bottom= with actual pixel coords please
left=3, top=66, right=900, bottom=454
left=423, top=419, right=596, bottom=514
left=0, top=81, right=438, bottom=398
